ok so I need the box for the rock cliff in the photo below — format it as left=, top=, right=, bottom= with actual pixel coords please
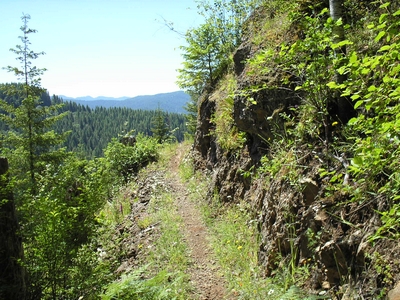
left=191, top=2, right=400, bottom=298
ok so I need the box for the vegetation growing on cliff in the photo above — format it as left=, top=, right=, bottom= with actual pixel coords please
left=178, top=0, right=400, bottom=298
left=2, top=0, right=400, bottom=299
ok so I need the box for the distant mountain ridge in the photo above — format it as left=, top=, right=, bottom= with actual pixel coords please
left=60, top=95, right=130, bottom=101
left=61, top=91, right=190, bottom=113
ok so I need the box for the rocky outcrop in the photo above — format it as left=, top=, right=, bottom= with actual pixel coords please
left=120, top=135, right=136, bottom=147
left=193, top=94, right=217, bottom=168
left=389, top=282, right=400, bottom=300
left=191, top=5, right=400, bottom=299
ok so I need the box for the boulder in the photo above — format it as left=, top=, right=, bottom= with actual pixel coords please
left=389, top=282, right=400, bottom=300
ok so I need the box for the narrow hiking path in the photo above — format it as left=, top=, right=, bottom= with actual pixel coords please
left=167, top=143, right=232, bottom=300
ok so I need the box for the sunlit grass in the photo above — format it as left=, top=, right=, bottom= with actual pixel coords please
left=144, top=190, right=193, bottom=298
left=179, top=152, right=319, bottom=299
left=97, top=184, right=134, bottom=225
left=201, top=198, right=273, bottom=299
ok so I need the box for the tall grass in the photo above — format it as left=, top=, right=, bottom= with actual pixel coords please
left=179, top=155, right=323, bottom=300
left=102, top=145, right=194, bottom=299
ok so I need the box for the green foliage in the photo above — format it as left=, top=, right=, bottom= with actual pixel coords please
left=206, top=200, right=264, bottom=297
left=151, top=107, right=171, bottom=144
left=53, top=101, right=188, bottom=158
left=178, top=0, right=260, bottom=94
left=0, top=14, right=111, bottom=299
left=100, top=170, right=193, bottom=300
left=183, top=93, right=198, bottom=136
left=326, top=3, right=400, bottom=241
left=20, top=156, right=112, bottom=299
left=178, top=22, right=225, bottom=94
left=101, top=267, right=188, bottom=300
left=3, top=14, right=46, bottom=91
left=99, top=185, right=134, bottom=226
left=148, top=193, right=190, bottom=272
left=0, top=95, right=68, bottom=186
left=190, top=178, right=316, bottom=299
left=2, top=1, right=400, bottom=299
left=211, top=74, right=246, bottom=151
left=369, top=252, right=394, bottom=289
left=196, top=0, right=259, bottom=47
left=104, top=133, right=159, bottom=182
left=258, top=138, right=307, bottom=191
left=248, top=8, right=345, bottom=146
left=1, top=92, right=188, bottom=159
left=66, top=242, right=113, bottom=299
left=32, top=148, right=113, bottom=297
left=0, top=15, right=68, bottom=191
left=180, top=155, right=312, bottom=299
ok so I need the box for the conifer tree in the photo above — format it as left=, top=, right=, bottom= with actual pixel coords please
left=0, top=14, right=68, bottom=193
left=178, top=22, right=223, bottom=94
left=151, top=107, right=169, bottom=143
left=183, top=92, right=199, bottom=136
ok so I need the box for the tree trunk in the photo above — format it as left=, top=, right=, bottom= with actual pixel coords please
left=329, top=0, right=345, bottom=42
left=0, top=157, right=26, bottom=300
left=329, top=0, right=355, bottom=124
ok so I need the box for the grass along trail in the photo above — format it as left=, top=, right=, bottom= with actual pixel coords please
left=126, top=143, right=308, bottom=300
left=168, top=143, right=231, bottom=299
left=105, top=142, right=330, bottom=299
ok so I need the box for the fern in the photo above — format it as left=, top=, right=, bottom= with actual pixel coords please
left=101, top=266, right=189, bottom=300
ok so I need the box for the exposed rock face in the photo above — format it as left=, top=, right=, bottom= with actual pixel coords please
left=193, top=94, right=217, bottom=168
left=191, top=5, right=400, bottom=298
left=233, top=42, right=250, bottom=77
left=389, top=282, right=400, bottom=300
left=233, top=87, right=297, bottom=140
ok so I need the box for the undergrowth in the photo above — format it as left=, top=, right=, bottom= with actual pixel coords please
left=211, top=73, right=246, bottom=152
left=147, top=191, right=192, bottom=282
left=179, top=154, right=322, bottom=300
left=101, top=267, right=184, bottom=300
left=100, top=143, right=194, bottom=299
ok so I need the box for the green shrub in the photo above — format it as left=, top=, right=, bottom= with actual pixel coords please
left=104, top=133, right=159, bottom=182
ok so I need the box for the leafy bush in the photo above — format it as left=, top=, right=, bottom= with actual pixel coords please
left=20, top=155, right=112, bottom=299
left=327, top=3, right=400, bottom=241
left=104, top=133, right=159, bottom=182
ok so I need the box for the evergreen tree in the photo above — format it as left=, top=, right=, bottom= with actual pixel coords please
left=177, top=22, right=223, bottom=94
left=183, top=92, right=199, bottom=136
left=151, top=107, right=170, bottom=144
left=0, top=14, right=68, bottom=193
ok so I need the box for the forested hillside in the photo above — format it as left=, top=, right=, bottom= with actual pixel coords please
left=2, top=1, right=400, bottom=299
left=0, top=87, right=188, bottom=158
left=65, top=91, right=190, bottom=113
left=54, top=97, right=188, bottom=158
left=0, top=13, right=166, bottom=297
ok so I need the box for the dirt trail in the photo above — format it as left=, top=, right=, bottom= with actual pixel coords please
left=168, top=144, right=231, bottom=300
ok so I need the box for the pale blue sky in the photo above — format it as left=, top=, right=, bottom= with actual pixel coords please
left=0, top=0, right=201, bottom=97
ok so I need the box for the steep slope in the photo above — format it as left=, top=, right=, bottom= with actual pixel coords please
left=190, top=1, right=400, bottom=298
